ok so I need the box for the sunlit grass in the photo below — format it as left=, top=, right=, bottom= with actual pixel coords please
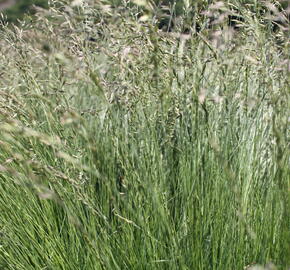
left=0, top=1, right=289, bottom=269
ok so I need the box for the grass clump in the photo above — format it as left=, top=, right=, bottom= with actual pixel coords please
left=0, top=1, right=289, bottom=269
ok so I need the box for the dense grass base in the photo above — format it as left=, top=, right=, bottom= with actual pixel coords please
left=0, top=1, right=289, bottom=269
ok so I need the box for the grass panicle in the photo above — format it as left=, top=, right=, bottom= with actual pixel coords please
left=0, top=0, right=289, bottom=269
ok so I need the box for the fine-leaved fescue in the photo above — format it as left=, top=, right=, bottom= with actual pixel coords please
left=0, top=0, right=289, bottom=269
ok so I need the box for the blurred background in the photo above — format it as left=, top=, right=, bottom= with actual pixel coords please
left=0, top=0, right=48, bottom=23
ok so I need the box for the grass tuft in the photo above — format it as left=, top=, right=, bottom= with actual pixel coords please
left=0, top=1, right=289, bottom=269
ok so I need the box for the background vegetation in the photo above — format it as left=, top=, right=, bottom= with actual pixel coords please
left=0, top=0, right=48, bottom=23
left=0, top=0, right=289, bottom=269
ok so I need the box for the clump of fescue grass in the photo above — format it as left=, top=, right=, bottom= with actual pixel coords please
left=0, top=1, right=289, bottom=269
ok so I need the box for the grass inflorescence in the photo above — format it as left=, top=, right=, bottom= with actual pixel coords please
left=0, top=1, right=289, bottom=269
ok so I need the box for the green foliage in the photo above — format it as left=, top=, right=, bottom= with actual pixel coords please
left=1, top=0, right=48, bottom=23
left=0, top=1, right=289, bottom=269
